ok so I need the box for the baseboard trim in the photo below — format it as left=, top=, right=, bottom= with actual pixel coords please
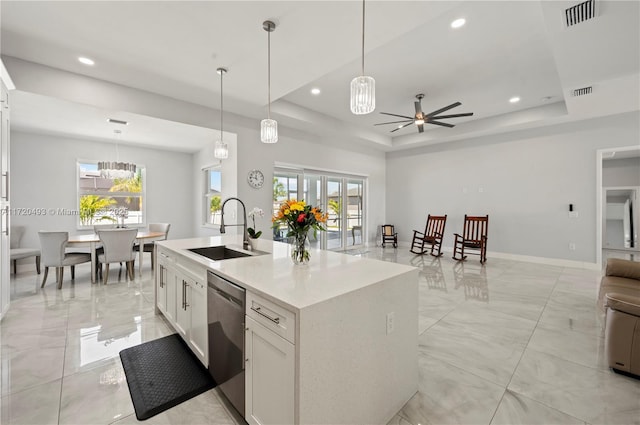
left=381, top=242, right=601, bottom=270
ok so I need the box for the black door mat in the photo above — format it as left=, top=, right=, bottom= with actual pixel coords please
left=120, top=333, right=215, bottom=420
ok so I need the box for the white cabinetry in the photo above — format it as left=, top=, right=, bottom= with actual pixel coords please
left=245, top=292, right=295, bottom=425
left=0, top=75, right=11, bottom=320
left=155, top=246, right=208, bottom=367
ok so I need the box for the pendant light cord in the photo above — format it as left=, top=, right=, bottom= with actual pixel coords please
left=220, top=69, right=224, bottom=140
left=267, top=28, right=271, bottom=119
left=361, top=0, right=365, bottom=76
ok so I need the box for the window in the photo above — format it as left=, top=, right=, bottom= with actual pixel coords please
left=77, top=161, right=145, bottom=228
left=204, top=165, right=222, bottom=226
left=273, top=167, right=366, bottom=249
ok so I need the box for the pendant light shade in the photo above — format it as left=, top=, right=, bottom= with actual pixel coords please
left=261, top=20, right=278, bottom=144
left=350, top=0, right=375, bottom=115
left=350, top=76, right=375, bottom=115
left=260, top=118, right=278, bottom=144
left=214, top=67, right=229, bottom=159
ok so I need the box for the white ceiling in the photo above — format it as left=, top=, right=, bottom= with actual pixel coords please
left=1, top=0, right=639, bottom=152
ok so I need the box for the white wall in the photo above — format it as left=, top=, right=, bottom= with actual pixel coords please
left=10, top=131, right=193, bottom=252
left=603, top=157, right=640, bottom=187
left=192, top=125, right=386, bottom=244
left=386, top=111, right=640, bottom=264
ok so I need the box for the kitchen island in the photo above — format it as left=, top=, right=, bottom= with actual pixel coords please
left=155, top=236, right=418, bottom=425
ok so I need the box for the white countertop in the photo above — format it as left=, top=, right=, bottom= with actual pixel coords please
left=157, top=236, right=416, bottom=312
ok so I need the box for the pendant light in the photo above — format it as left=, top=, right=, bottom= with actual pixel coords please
left=350, top=0, right=375, bottom=115
left=98, top=129, right=136, bottom=180
left=261, top=20, right=278, bottom=144
left=214, top=67, right=229, bottom=159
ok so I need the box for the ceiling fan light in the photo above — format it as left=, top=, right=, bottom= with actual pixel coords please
left=415, top=118, right=425, bottom=125
left=214, top=140, right=228, bottom=159
left=261, top=118, right=278, bottom=143
left=350, top=75, right=376, bottom=115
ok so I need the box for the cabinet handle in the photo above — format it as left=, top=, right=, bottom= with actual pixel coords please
left=2, top=172, right=8, bottom=201
left=183, top=280, right=190, bottom=309
left=159, top=268, right=164, bottom=288
left=251, top=306, right=280, bottom=324
left=182, top=280, right=186, bottom=310
left=3, top=206, right=8, bottom=235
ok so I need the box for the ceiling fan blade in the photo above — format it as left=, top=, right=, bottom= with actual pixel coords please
left=418, top=123, right=424, bottom=133
left=380, top=112, right=414, bottom=119
left=414, top=101, right=422, bottom=115
left=425, top=102, right=462, bottom=118
left=430, top=112, right=474, bottom=119
left=428, top=120, right=455, bottom=128
left=374, top=119, right=413, bottom=126
left=390, top=122, right=414, bottom=133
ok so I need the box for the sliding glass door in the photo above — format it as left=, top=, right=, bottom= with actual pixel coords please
left=274, top=168, right=366, bottom=250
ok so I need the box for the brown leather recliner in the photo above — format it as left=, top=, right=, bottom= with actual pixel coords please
left=599, top=259, right=640, bottom=376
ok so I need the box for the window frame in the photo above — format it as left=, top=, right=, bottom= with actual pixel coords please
left=202, top=163, right=223, bottom=228
left=76, top=159, right=147, bottom=230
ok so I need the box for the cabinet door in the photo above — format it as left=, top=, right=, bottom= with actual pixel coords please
left=189, top=278, right=208, bottom=366
left=174, top=274, right=190, bottom=338
left=245, top=316, right=295, bottom=425
left=0, top=212, right=8, bottom=318
left=164, top=265, right=177, bottom=323
left=156, top=264, right=167, bottom=314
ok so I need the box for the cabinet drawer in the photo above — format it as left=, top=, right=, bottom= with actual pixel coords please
left=247, top=292, right=296, bottom=344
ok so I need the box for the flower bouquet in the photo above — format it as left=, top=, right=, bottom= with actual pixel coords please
left=272, top=200, right=328, bottom=265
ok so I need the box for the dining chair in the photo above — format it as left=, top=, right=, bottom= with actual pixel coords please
left=97, top=228, right=138, bottom=284
left=10, top=225, right=41, bottom=274
left=38, top=231, right=91, bottom=289
left=133, top=223, right=170, bottom=270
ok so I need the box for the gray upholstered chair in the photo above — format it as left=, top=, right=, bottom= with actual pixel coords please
left=10, top=226, right=41, bottom=274
left=38, top=231, right=91, bottom=289
left=97, top=228, right=138, bottom=284
left=134, top=223, right=170, bottom=270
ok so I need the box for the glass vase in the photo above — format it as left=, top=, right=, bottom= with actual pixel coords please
left=290, top=233, right=310, bottom=265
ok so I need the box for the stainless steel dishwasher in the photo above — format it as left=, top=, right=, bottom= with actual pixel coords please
left=207, top=271, right=246, bottom=417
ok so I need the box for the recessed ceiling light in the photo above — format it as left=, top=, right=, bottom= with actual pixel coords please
left=397, top=125, right=403, bottom=129
left=310, top=88, right=321, bottom=95
left=451, top=18, right=466, bottom=29
left=509, top=96, right=521, bottom=103
left=78, top=57, right=95, bottom=66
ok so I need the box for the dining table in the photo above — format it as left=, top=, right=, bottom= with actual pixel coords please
left=67, top=231, right=166, bottom=283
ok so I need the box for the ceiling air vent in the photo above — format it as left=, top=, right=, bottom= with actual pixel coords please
left=572, top=86, right=593, bottom=97
left=107, top=118, right=128, bottom=125
left=565, top=0, right=597, bottom=27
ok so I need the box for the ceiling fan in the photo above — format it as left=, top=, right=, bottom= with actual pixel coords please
left=375, top=94, right=474, bottom=133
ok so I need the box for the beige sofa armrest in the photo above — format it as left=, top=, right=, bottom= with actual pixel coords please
left=606, top=259, right=640, bottom=280
left=605, top=292, right=640, bottom=317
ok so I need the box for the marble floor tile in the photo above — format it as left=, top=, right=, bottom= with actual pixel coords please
left=0, top=346, right=66, bottom=396
left=0, top=379, right=62, bottom=425
left=527, top=324, right=608, bottom=371
left=63, top=315, right=173, bottom=376
left=59, top=361, right=134, bottom=425
left=509, top=349, right=640, bottom=424
left=110, top=389, right=239, bottom=425
left=491, top=390, right=586, bottom=425
left=397, top=353, right=505, bottom=425
left=538, top=289, right=604, bottom=337
left=4, top=248, right=638, bottom=424
left=419, top=319, right=527, bottom=386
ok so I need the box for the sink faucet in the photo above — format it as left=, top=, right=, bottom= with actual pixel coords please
left=220, top=197, right=249, bottom=249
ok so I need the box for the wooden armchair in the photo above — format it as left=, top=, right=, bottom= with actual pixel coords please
left=452, top=215, right=489, bottom=263
left=410, top=214, right=447, bottom=257
left=381, top=224, right=397, bottom=248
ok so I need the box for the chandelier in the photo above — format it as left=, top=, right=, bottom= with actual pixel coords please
left=99, top=129, right=136, bottom=180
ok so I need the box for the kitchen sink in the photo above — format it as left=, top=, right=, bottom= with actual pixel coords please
left=188, top=246, right=252, bottom=261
